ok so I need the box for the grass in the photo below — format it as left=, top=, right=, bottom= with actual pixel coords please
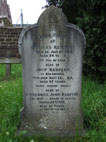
left=0, top=64, right=106, bottom=142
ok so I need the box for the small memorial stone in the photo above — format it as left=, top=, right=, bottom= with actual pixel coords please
left=18, top=6, right=86, bottom=137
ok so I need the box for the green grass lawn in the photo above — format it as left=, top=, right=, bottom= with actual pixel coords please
left=0, top=64, right=106, bottom=142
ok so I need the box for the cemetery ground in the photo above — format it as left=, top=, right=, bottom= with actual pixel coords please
left=0, top=64, right=106, bottom=142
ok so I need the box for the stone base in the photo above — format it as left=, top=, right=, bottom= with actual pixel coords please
left=18, top=129, right=85, bottom=137
left=19, top=108, right=85, bottom=137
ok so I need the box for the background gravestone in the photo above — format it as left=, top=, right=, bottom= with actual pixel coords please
left=18, top=6, right=86, bottom=136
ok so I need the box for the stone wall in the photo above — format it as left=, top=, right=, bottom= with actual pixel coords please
left=0, top=27, right=23, bottom=61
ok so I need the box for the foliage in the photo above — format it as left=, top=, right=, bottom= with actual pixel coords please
left=46, top=0, right=106, bottom=83
left=77, top=0, right=106, bottom=83
left=46, top=0, right=78, bottom=23
left=0, top=64, right=106, bottom=141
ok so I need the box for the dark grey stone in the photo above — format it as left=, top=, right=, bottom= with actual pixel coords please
left=18, top=6, right=86, bottom=137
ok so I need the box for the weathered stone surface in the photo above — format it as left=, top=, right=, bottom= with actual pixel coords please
left=18, top=6, right=86, bottom=137
left=0, top=0, right=12, bottom=23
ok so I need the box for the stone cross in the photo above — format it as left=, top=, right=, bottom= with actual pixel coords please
left=18, top=6, right=86, bottom=137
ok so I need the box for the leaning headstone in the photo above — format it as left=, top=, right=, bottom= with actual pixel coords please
left=18, top=6, right=86, bottom=137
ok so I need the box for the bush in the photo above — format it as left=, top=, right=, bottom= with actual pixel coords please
left=77, top=0, right=106, bottom=83
left=46, top=0, right=106, bottom=83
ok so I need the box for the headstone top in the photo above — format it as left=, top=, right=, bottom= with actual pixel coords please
left=19, top=6, right=86, bottom=54
left=37, top=5, right=68, bottom=25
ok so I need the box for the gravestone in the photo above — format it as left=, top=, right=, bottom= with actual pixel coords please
left=18, top=6, right=86, bottom=137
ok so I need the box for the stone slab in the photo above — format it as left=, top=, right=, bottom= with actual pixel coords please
left=18, top=6, right=86, bottom=137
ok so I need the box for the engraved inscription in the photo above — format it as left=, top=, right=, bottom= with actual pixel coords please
left=30, top=30, right=78, bottom=111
